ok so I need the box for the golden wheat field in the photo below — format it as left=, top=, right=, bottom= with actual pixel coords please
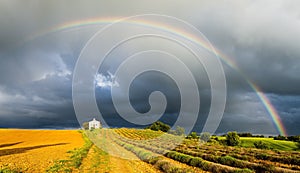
left=1, top=128, right=299, bottom=173
left=0, top=129, right=84, bottom=172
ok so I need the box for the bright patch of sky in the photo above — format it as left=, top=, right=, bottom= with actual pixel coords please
left=95, top=72, right=119, bottom=88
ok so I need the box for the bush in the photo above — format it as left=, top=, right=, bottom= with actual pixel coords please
left=238, top=132, right=253, bottom=137
left=274, top=135, right=287, bottom=140
left=255, top=153, right=270, bottom=160
left=254, top=141, right=270, bottom=149
left=168, top=126, right=185, bottom=136
left=168, top=130, right=176, bottom=135
left=145, top=121, right=171, bottom=132
left=257, top=162, right=275, bottom=172
left=226, top=131, right=240, bottom=146
left=82, top=122, right=89, bottom=130
left=218, top=155, right=237, bottom=166
left=207, top=138, right=219, bottom=145
left=189, top=157, right=203, bottom=167
left=233, top=168, right=253, bottom=173
left=200, top=132, right=211, bottom=142
left=186, top=132, right=199, bottom=140
left=0, top=167, right=20, bottom=173
left=175, top=126, right=185, bottom=136
left=287, top=135, right=300, bottom=142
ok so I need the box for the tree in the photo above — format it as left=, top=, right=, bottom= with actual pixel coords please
left=82, top=122, right=89, bottom=130
left=200, top=132, right=211, bottom=142
left=145, top=121, right=171, bottom=132
left=175, top=126, right=185, bottom=136
left=168, top=126, right=185, bottom=136
left=226, top=131, right=240, bottom=146
left=287, top=135, right=300, bottom=142
left=274, top=135, right=287, bottom=140
left=238, top=132, right=252, bottom=137
left=168, top=130, right=176, bottom=135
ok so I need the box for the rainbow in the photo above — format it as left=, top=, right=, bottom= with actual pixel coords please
left=22, top=16, right=287, bottom=136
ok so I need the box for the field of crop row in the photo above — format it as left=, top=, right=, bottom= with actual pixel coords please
left=111, top=128, right=300, bottom=173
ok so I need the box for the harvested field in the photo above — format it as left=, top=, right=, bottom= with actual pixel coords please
left=0, top=129, right=84, bottom=172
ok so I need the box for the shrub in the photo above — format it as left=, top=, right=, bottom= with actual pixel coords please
left=160, top=162, right=176, bottom=173
left=287, top=135, right=300, bottom=142
left=186, top=132, right=199, bottom=140
left=257, top=162, right=275, bottom=172
left=155, top=159, right=193, bottom=173
left=233, top=168, right=253, bottom=173
left=168, top=130, right=176, bottom=135
left=175, top=126, right=185, bottom=136
left=238, top=132, right=253, bottom=137
left=149, top=156, right=161, bottom=164
left=255, top=153, right=270, bottom=160
left=207, top=138, right=219, bottom=145
left=226, top=131, right=240, bottom=146
left=200, top=132, right=211, bottom=142
left=199, top=161, right=210, bottom=171
left=168, top=126, right=185, bottom=136
left=181, top=155, right=193, bottom=164
left=218, top=155, right=236, bottom=166
left=82, top=122, right=89, bottom=130
left=274, top=135, right=287, bottom=140
left=253, top=141, right=269, bottom=149
left=189, top=157, right=203, bottom=167
left=0, top=167, right=20, bottom=173
left=230, top=154, right=249, bottom=161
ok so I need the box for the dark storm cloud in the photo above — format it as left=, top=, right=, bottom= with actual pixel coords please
left=190, top=1, right=300, bottom=95
left=0, top=0, right=299, bottom=135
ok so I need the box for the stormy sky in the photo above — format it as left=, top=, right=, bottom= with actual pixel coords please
left=0, top=0, right=299, bottom=135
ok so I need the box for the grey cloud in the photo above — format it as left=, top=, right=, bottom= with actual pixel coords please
left=187, top=0, right=300, bottom=95
left=0, top=0, right=299, bottom=135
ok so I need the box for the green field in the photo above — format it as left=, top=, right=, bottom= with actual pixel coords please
left=240, top=137, right=299, bottom=151
left=217, top=136, right=299, bottom=151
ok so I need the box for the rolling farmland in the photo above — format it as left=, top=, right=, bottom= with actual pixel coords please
left=0, top=128, right=299, bottom=173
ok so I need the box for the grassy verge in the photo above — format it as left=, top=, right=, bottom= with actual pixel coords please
left=90, top=146, right=110, bottom=171
left=0, top=167, right=20, bottom=173
left=46, top=131, right=93, bottom=173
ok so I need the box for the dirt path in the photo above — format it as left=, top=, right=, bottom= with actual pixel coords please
left=103, top=129, right=161, bottom=173
left=79, top=129, right=160, bottom=173
left=78, top=145, right=110, bottom=173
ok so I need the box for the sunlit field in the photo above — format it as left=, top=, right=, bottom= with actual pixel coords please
left=0, top=129, right=84, bottom=172
left=2, top=128, right=299, bottom=173
left=104, top=128, right=300, bottom=173
left=216, top=137, right=299, bottom=151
